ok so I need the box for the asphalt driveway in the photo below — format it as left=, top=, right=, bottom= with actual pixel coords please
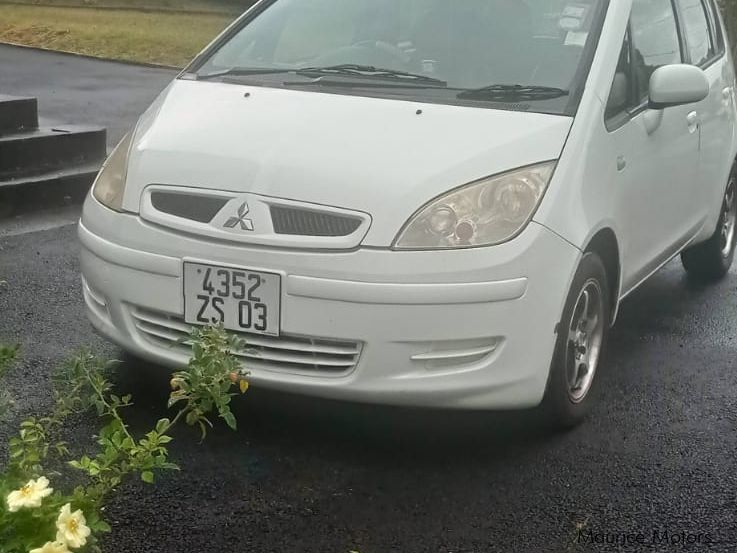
left=0, top=44, right=176, bottom=147
left=2, top=46, right=737, bottom=553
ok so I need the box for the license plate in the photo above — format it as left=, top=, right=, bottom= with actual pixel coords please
left=183, top=262, right=281, bottom=336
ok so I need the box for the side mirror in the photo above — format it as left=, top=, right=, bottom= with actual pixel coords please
left=649, top=64, right=709, bottom=110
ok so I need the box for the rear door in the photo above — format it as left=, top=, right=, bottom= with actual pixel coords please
left=603, top=0, right=701, bottom=293
left=675, top=0, right=735, bottom=222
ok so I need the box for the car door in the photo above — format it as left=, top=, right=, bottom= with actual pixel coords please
left=675, top=0, right=735, bottom=222
left=603, top=0, right=701, bottom=294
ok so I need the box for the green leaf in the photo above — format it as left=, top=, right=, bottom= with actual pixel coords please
left=141, top=471, right=155, bottom=483
left=185, top=411, right=199, bottom=426
left=222, top=411, right=237, bottom=431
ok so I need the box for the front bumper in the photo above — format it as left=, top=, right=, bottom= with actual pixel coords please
left=79, top=196, right=580, bottom=410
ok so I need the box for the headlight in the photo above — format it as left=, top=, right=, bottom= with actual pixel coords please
left=393, top=161, right=556, bottom=250
left=92, top=132, right=133, bottom=212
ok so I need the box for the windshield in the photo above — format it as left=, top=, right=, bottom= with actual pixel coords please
left=192, top=0, right=607, bottom=114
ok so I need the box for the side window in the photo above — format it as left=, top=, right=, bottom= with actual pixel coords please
left=606, top=31, right=633, bottom=121
left=703, top=0, right=726, bottom=57
left=630, top=0, right=683, bottom=102
left=676, top=0, right=715, bottom=66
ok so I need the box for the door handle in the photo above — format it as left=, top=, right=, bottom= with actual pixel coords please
left=723, top=87, right=733, bottom=107
left=687, top=111, right=699, bottom=133
left=616, top=155, right=626, bottom=172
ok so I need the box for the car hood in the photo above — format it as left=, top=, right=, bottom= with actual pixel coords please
left=123, top=79, right=572, bottom=247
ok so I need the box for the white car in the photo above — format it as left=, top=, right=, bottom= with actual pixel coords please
left=79, top=0, right=737, bottom=426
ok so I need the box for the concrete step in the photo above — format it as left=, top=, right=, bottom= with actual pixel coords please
left=0, top=95, right=38, bottom=134
left=0, top=124, right=106, bottom=181
left=0, top=161, right=100, bottom=219
left=0, top=159, right=100, bottom=190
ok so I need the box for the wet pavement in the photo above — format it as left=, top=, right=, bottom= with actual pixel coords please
left=2, top=46, right=737, bottom=553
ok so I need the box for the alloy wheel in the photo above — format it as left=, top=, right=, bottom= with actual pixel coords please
left=720, top=175, right=737, bottom=258
left=565, top=279, right=605, bottom=404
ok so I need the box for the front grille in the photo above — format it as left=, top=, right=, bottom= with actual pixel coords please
left=150, top=191, right=228, bottom=223
left=131, top=308, right=362, bottom=375
left=270, top=205, right=362, bottom=237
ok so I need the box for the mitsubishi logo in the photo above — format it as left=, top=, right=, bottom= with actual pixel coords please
left=223, top=202, right=254, bottom=231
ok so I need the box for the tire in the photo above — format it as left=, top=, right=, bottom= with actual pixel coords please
left=541, top=252, right=610, bottom=429
left=681, top=167, right=737, bottom=282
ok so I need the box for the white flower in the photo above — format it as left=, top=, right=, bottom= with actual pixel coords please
left=55, top=504, right=91, bottom=549
left=29, top=541, right=71, bottom=553
left=6, top=476, right=53, bottom=512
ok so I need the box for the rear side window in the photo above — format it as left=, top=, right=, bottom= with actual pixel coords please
left=703, top=0, right=726, bottom=56
left=630, top=0, right=683, bottom=102
left=676, top=0, right=715, bottom=66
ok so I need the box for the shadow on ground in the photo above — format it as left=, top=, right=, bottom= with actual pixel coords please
left=110, top=257, right=737, bottom=471
left=115, top=350, right=559, bottom=470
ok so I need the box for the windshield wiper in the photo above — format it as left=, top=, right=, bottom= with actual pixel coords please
left=195, top=64, right=447, bottom=88
left=195, top=67, right=295, bottom=80
left=295, top=64, right=447, bottom=86
left=457, top=84, right=569, bottom=101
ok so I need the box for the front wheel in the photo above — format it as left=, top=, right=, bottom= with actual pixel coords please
left=681, top=167, right=737, bottom=282
left=541, top=252, right=610, bottom=428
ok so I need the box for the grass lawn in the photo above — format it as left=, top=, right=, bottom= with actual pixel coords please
left=0, top=0, right=246, bottom=14
left=0, top=4, right=235, bottom=66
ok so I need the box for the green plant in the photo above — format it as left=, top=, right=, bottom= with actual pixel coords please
left=0, top=344, right=19, bottom=421
left=0, top=343, right=17, bottom=373
left=0, top=325, right=249, bottom=553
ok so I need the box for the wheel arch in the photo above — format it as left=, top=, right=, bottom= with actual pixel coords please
left=583, top=227, right=621, bottom=325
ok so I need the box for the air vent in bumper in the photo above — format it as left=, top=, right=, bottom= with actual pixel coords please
left=131, top=308, right=362, bottom=375
left=150, top=191, right=228, bottom=223
left=269, top=205, right=362, bottom=237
